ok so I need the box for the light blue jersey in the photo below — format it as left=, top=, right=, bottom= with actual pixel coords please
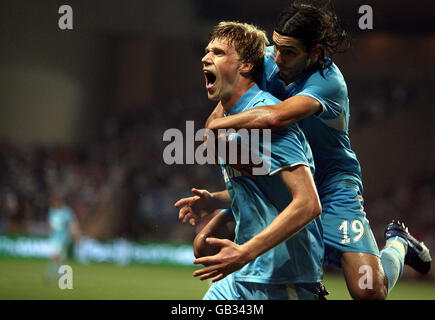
left=46, top=205, right=76, bottom=281
left=219, top=84, right=323, bottom=285
left=260, top=46, right=379, bottom=268
left=260, top=46, right=362, bottom=193
left=49, top=206, right=74, bottom=245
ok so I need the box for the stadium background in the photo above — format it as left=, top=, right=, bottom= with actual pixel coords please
left=0, top=0, right=434, bottom=299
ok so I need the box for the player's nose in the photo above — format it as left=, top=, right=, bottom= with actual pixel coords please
left=201, top=52, right=212, bottom=65
left=274, top=50, right=284, bottom=65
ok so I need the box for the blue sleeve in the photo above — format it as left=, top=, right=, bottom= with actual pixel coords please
left=259, top=47, right=279, bottom=92
left=268, top=126, right=311, bottom=175
left=296, top=66, right=348, bottom=120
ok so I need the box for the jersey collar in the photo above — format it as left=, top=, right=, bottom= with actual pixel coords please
left=228, top=84, right=263, bottom=116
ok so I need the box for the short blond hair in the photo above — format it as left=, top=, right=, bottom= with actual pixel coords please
left=209, top=21, right=269, bottom=82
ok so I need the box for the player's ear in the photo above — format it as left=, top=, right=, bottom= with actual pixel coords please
left=239, top=62, right=254, bottom=76
left=310, top=44, right=323, bottom=62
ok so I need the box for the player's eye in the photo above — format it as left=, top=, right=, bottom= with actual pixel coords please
left=213, top=48, right=224, bottom=55
left=275, top=45, right=297, bottom=57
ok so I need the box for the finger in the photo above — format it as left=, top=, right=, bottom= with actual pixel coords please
left=211, top=273, right=226, bottom=283
left=178, top=206, right=191, bottom=221
left=193, top=263, right=224, bottom=276
left=182, top=211, right=193, bottom=224
left=193, top=265, right=216, bottom=277
left=193, top=255, right=219, bottom=266
left=198, top=270, right=220, bottom=281
left=189, top=217, right=197, bottom=226
left=174, top=197, right=194, bottom=208
left=191, top=188, right=206, bottom=198
left=205, top=237, right=229, bottom=247
left=180, top=208, right=194, bottom=224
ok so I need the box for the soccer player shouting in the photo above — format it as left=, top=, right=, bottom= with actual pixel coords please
left=176, top=21, right=327, bottom=300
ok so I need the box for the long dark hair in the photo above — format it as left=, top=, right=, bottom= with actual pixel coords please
left=274, top=1, right=350, bottom=70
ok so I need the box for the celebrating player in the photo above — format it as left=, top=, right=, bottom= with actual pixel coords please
left=203, top=2, right=431, bottom=299
left=176, top=21, right=327, bottom=300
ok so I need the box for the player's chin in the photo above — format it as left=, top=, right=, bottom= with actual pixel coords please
left=278, top=71, right=292, bottom=82
left=207, top=90, right=220, bottom=101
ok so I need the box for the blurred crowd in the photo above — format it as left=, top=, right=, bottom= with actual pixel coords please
left=0, top=77, right=433, bottom=279
left=347, top=77, right=417, bottom=128
left=0, top=91, right=224, bottom=243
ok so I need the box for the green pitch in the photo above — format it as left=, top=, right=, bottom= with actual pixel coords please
left=0, top=257, right=433, bottom=300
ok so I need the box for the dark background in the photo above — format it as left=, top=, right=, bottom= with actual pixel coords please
left=0, top=1, right=434, bottom=278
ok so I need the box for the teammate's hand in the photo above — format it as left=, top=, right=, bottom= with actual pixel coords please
left=192, top=237, right=253, bottom=282
left=174, top=188, right=216, bottom=226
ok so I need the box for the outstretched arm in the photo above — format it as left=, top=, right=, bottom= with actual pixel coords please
left=192, top=164, right=321, bottom=282
left=207, top=95, right=321, bottom=131
left=237, top=165, right=321, bottom=257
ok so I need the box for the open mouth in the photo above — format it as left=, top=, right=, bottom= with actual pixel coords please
left=204, top=70, right=217, bottom=89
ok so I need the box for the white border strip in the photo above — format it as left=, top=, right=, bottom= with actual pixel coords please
left=269, top=162, right=308, bottom=176
left=296, top=92, right=326, bottom=116
left=241, top=90, right=263, bottom=112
